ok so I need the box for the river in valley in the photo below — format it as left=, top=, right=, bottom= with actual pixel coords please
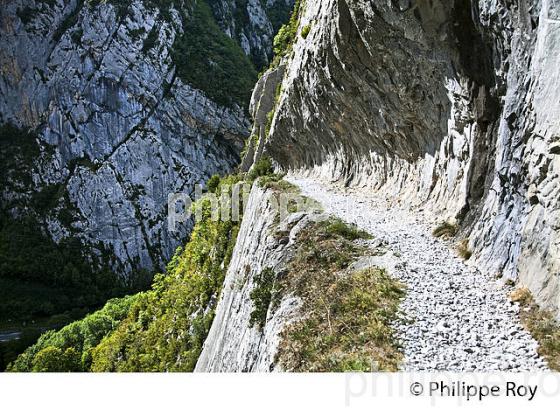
left=0, top=314, right=86, bottom=371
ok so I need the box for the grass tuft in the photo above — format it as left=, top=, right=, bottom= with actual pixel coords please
left=432, top=221, right=457, bottom=238
left=321, top=218, right=373, bottom=241
left=510, top=287, right=533, bottom=305
left=456, top=239, right=472, bottom=260
left=301, top=24, right=311, bottom=39
left=509, top=288, right=560, bottom=371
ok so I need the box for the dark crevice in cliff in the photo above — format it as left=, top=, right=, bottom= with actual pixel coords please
left=445, top=1, right=502, bottom=226
left=103, top=69, right=176, bottom=163
left=451, top=1, right=496, bottom=87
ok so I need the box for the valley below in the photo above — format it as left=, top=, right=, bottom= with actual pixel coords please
left=0, top=314, right=78, bottom=371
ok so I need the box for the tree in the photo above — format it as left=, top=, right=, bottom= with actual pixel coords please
left=31, top=346, right=81, bottom=372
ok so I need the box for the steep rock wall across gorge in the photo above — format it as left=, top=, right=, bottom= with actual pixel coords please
left=250, top=0, right=560, bottom=315
left=0, top=0, right=292, bottom=281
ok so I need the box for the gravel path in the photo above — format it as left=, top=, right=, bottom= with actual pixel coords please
left=289, top=177, right=548, bottom=371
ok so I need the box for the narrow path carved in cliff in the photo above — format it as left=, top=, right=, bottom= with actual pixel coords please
left=289, top=177, right=548, bottom=371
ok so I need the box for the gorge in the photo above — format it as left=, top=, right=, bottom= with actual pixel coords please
left=1, top=0, right=560, bottom=372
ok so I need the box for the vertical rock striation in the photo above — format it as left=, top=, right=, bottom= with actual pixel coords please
left=195, top=185, right=304, bottom=372
left=210, top=0, right=295, bottom=69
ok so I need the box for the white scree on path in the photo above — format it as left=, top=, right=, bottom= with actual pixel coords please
left=288, top=177, right=548, bottom=371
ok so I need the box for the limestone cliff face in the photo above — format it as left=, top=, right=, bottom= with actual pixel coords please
left=195, top=185, right=304, bottom=372
left=210, top=0, right=295, bottom=69
left=250, top=0, right=560, bottom=314
left=0, top=0, right=289, bottom=276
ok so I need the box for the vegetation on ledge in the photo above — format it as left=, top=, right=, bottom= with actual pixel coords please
left=456, top=238, right=472, bottom=260
left=432, top=221, right=457, bottom=238
left=277, top=218, right=405, bottom=371
left=272, top=0, right=303, bottom=66
left=249, top=267, right=276, bottom=330
left=510, top=288, right=560, bottom=371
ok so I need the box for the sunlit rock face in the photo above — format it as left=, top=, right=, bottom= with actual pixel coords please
left=252, top=0, right=560, bottom=315
left=195, top=185, right=303, bottom=372
left=0, top=0, right=290, bottom=277
left=210, top=0, right=295, bottom=70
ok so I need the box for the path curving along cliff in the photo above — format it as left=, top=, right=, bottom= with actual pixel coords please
left=289, top=177, right=549, bottom=371
left=249, top=0, right=560, bottom=318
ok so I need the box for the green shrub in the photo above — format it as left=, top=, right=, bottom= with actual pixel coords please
left=248, top=157, right=274, bottom=181
left=272, top=0, right=303, bottom=64
left=53, top=0, right=84, bottom=42
left=265, top=0, right=294, bottom=33
left=16, top=7, right=38, bottom=25
left=70, top=28, right=83, bottom=45
left=321, top=218, right=373, bottom=241
left=0, top=124, right=40, bottom=182
left=206, top=174, right=221, bottom=193
left=265, top=109, right=276, bottom=136
left=249, top=268, right=276, bottom=330
left=128, top=27, right=146, bottom=43
left=31, top=346, right=82, bottom=372
left=301, top=24, right=311, bottom=39
left=258, top=174, right=295, bottom=191
left=142, top=25, right=160, bottom=53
